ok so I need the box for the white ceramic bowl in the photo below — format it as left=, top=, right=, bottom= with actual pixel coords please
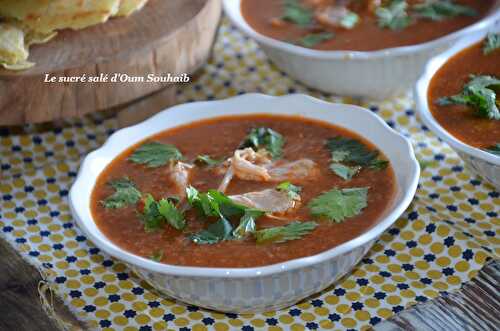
left=223, top=0, right=500, bottom=99
left=69, top=94, right=420, bottom=313
left=415, top=29, right=500, bottom=189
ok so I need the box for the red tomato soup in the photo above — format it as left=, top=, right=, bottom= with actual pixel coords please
left=241, top=0, right=496, bottom=51
left=91, top=115, right=396, bottom=268
left=428, top=37, right=500, bottom=149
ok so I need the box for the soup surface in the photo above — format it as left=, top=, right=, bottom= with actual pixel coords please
left=241, top=0, right=495, bottom=51
left=91, top=115, right=396, bottom=268
left=428, top=37, right=500, bottom=150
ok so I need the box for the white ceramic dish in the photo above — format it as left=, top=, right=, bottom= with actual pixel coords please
left=69, top=94, right=420, bottom=313
left=223, top=0, right=500, bottom=99
left=415, top=29, right=500, bottom=189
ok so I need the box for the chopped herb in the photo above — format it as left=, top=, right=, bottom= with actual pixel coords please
left=329, top=163, right=361, bottom=180
left=437, top=75, right=500, bottom=120
left=186, top=186, right=265, bottom=244
left=483, top=33, right=500, bottom=55
left=190, top=218, right=234, bottom=244
left=326, top=136, right=388, bottom=180
left=413, top=0, right=476, bottom=21
left=255, top=221, right=317, bottom=244
left=101, top=177, right=141, bottom=209
left=308, top=187, right=368, bottom=223
left=296, top=32, right=334, bottom=48
left=276, top=181, right=302, bottom=200
left=140, top=194, right=185, bottom=232
left=282, top=0, right=313, bottom=27
left=232, top=209, right=265, bottom=239
left=128, top=142, right=183, bottom=168
left=195, top=154, right=224, bottom=166
left=240, top=127, right=285, bottom=159
left=150, top=250, right=163, bottom=262
left=484, top=143, right=500, bottom=156
left=340, top=11, right=360, bottom=29
left=376, top=0, right=411, bottom=30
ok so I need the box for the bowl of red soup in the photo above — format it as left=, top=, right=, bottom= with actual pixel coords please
left=416, top=30, right=500, bottom=188
left=69, top=94, right=419, bottom=312
left=223, top=0, right=499, bottom=98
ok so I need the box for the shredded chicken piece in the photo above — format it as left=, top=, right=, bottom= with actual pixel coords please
left=268, top=159, right=319, bottom=182
left=216, top=148, right=319, bottom=193
left=315, top=5, right=353, bottom=28
left=232, top=148, right=272, bottom=182
left=229, top=189, right=300, bottom=214
left=169, top=162, right=193, bottom=199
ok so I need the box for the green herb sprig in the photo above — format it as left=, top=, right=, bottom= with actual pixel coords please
left=128, top=142, right=183, bottom=168
left=101, top=177, right=142, bottom=209
left=140, top=194, right=185, bottom=232
left=308, top=187, right=368, bottom=223
left=255, top=221, right=318, bottom=244
left=437, top=75, right=500, bottom=120
left=239, top=127, right=285, bottom=159
left=483, top=33, right=500, bottom=55
left=413, top=0, right=477, bottom=21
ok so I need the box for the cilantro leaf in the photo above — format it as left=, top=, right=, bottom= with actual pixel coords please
left=128, top=142, right=183, bottom=168
left=186, top=186, right=265, bottom=244
left=150, top=250, right=163, bottom=262
left=255, top=221, right=317, bottom=244
left=483, top=33, right=500, bottom=55
left=190, top=218, right=234, bottom=244
left=282, top=0, right=313, bottom=27
left=296, top=32, right=334, bottom=48
left=376, top=0, right=411, bottom=30
left=239, top=127, right=285, bottom=159
left=340, top=11, right=360, bottom=29
left=437, top=75, right=500, bottom=120
left=101, top=177, right=141, bottom=209
left=195, top=154, right=224, bottom=166
left=484, top=143, right=500, bottom=156
left=140, top=194, right=185, bottom=232
left=329, top=163, right=361, bottom=180
left=326, top=136, right=388, bottom=180
left=276, top=181, right=302, bottom=200
left=308, top=187, right=368, bottom=223
left=232, top=209, right=265, bottom=239
left=413, top=0, right=476, bottom=21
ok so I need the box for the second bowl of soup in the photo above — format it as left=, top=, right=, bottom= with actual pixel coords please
left=224, top=0, right=499, bottom=98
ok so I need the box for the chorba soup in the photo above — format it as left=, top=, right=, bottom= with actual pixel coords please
left=91, top=114, right=397, bottom=268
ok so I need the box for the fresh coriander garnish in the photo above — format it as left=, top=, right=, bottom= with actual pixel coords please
left=128, top=141, right=183, bottom=168
left=276, top=181, right=302, bottom=200
left=376, top=0, right=411, bottom=30
left=140, top=194, right=185, bottom=232
left=150, top=250, right=163, bottom=262
left=296, top=32, right=334, bottom=48
left=232, top=209, right=265, bottom=239
left=308, top=187, right=368, bottom=223
left=190, top=218, right=234, bottom=244
left=484, top=143, right=500, bottom=156
left=326, top=136, right=388, bottom=180
left=340, top=11, right=360, bottom=29
left=483, top=33, right=500, bottom=55
left=282, top=0, right=313, bottom=27
left=239, top=127, right=285, bottom=159
left=186, top=186, right=265, bottom=244
left=101, top=177, right=141, bottom=209
left=329, top=163, right=361, bottom=181
left=413, top=0, right=476, bottom=21
left=255, top=221, right=317, bottom=244
left=437, top=75, right=500, bottom=120
left=195, top=154, right=224, bottom=166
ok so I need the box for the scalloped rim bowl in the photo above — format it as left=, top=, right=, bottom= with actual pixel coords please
left=223, top=0, right=500, bottom=99
left=69, top=94, right=420, bottom=312
left=415, top=28, right=500, bottom=189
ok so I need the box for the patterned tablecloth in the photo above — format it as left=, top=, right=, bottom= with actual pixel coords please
left=1, top=19, right=498, bottom=331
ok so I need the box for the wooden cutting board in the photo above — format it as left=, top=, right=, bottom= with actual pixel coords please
left=0, top=0, right=222, bottom=125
